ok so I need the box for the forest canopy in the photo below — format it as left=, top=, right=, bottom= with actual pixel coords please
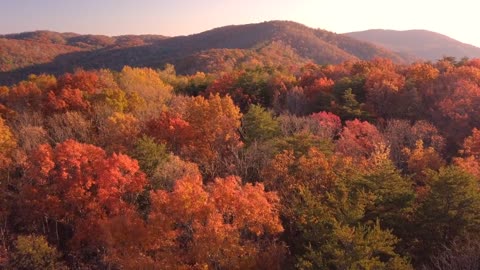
left=1, top=57, right=480, bottom=269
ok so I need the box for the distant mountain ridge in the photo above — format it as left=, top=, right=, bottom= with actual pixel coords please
left=345, top=29, right=480, bottom=61
left=1, top=30, right=168, bottom=49
left=0, top=21, right=446, bottom=85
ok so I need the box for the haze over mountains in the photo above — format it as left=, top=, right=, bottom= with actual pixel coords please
left=345, top=29, right=480, bottom=61
left=1, top=21, right=479, bottom=85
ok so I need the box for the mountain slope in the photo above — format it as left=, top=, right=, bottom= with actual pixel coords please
left=345, top=29, right=480, bottom=61
left=0, top=21, right=410, bottom=85
left=0, top=31, right=168, bottom=72
left=154, top=21, right=409, bottom=63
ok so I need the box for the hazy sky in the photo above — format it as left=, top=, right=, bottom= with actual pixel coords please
left=1, top=0, right=479, bottom=46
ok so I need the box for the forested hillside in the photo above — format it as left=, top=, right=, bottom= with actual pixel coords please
left=0, top=30, right=167, bottom=71
left=0, top=21, right=412, bottom=85
left=1, top=56, right=480, bottom=269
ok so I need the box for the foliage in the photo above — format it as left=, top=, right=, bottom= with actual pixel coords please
left=0, top=117, right=16, bottom=169
left=9, top=235, right=65, bottom=270
left=1, top=56, right=480, bottom=269
left=130, top=135, right=168, bottom=177
left=242, top=104, right=280, bottom=143
left=336, top=119, right=384, bottom=161
left=414, top=166, right=480, bottom=261
left=20, top=140, right=147, bottom=252
left=103, top=174, right=285, bottom=269
left=297, top=220, right=412, bottom=270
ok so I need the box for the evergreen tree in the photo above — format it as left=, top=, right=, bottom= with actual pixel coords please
left=242, top=104, right=280, bottom=144
left=415, top=166, right=480, bottom=262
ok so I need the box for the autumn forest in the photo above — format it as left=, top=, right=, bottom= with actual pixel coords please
left=1, top=53, right=480, bottom=269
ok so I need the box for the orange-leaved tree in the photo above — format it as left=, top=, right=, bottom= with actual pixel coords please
left=20, top=140, right=146, bottom=254
left=336, top=119, right=384, bottom=162
left=103, top=174, right=285, bottom=269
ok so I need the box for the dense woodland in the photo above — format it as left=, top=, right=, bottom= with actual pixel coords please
left=1, top=57, right=480, bottom=269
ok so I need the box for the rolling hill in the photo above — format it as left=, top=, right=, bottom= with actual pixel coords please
left=0, top=21, right=412, bottom=85
left=0, top=31, right=168, bottom=72
left=345, top=29, right=480, bottom=61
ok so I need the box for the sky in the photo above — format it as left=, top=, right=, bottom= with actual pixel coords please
left=1, top=0, right=479, bottom=47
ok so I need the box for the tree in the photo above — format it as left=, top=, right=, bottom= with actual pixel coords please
left=9, top=235, right=65, bottom=270
left=0, top=117, right=16, bottom=169
left=57, top=69, right=100, bottom=94
left=130, top=135, right=168, bottom=177
left=45, top=87, right=90, bottom=113
left=285, top=86, right=308, bottom=115
left=0, top=117, right=17, bottom=263
left=145, top=111, right=193, bottom=154
left=454, top=128, right=480, bottom=180
left=145, top=94, right=241, bottom=180
left=303, top=77, right=335, bottom=112
left=103, top=174, right=285, bottom=269
left=402, top=62, right=439, bottom=119
left=297, top=221, right=412, bottom=270
left=270, top=132, right=334, bottom=158
left=181, top=71, right=212, bottom=96
left=459, top=128, right=480, bottom=158
left=15, top=125, right=48, bottom=153
left=20, top=140, right=147, bottom=253
left=426, top=237, right=480, bottom=270
left=336, top=88, right=368, bottom=120
left=117, top=66, right=173, bottom=118
left=45, top=112, right=92, bottom=144
left=150, top=154, right=200, bottom=191
left=431, top=76, right=480, bottom=146
left=242, top=105, right=280, bottom=144
left=403, top=140, right=445, bottom=185
left=383, top=119, right=445, bottom=167
left=203, top=72, right=254, bottom=109
left=181, top=94, right=242, bottom=177
left=414, top=166, right=480, bottom=262
left=405, top=62, right=439, bottom=87
left=262, top=141, right=414, bottom=268
left=291, top=186, right=411, bottom=270
left=336, top=119, right=384, bottom=161
left=304, top=77, right=334, bottom=98
left=278, top=114, right=323, bottom=137
left=89, top=70, right=129, bottom=112
left=310, top=111, right=342, bottom=139
left=262, top=148, right=358, bottom=257
left=4, top=78, right=47, bottom=112
left=98, top=112, right=140, bottom=152
left=263, top=148, right=348, bottom=201
left=355, top=146, right=415, bottom=236
left=364, top=63, right=405, bottom=118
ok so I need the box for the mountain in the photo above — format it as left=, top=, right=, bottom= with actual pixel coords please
left=345, top=29, right=480, bottom=61
left=0, top=21, right=411, bottom=85
left=0, top=31, right=168, bottom=72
